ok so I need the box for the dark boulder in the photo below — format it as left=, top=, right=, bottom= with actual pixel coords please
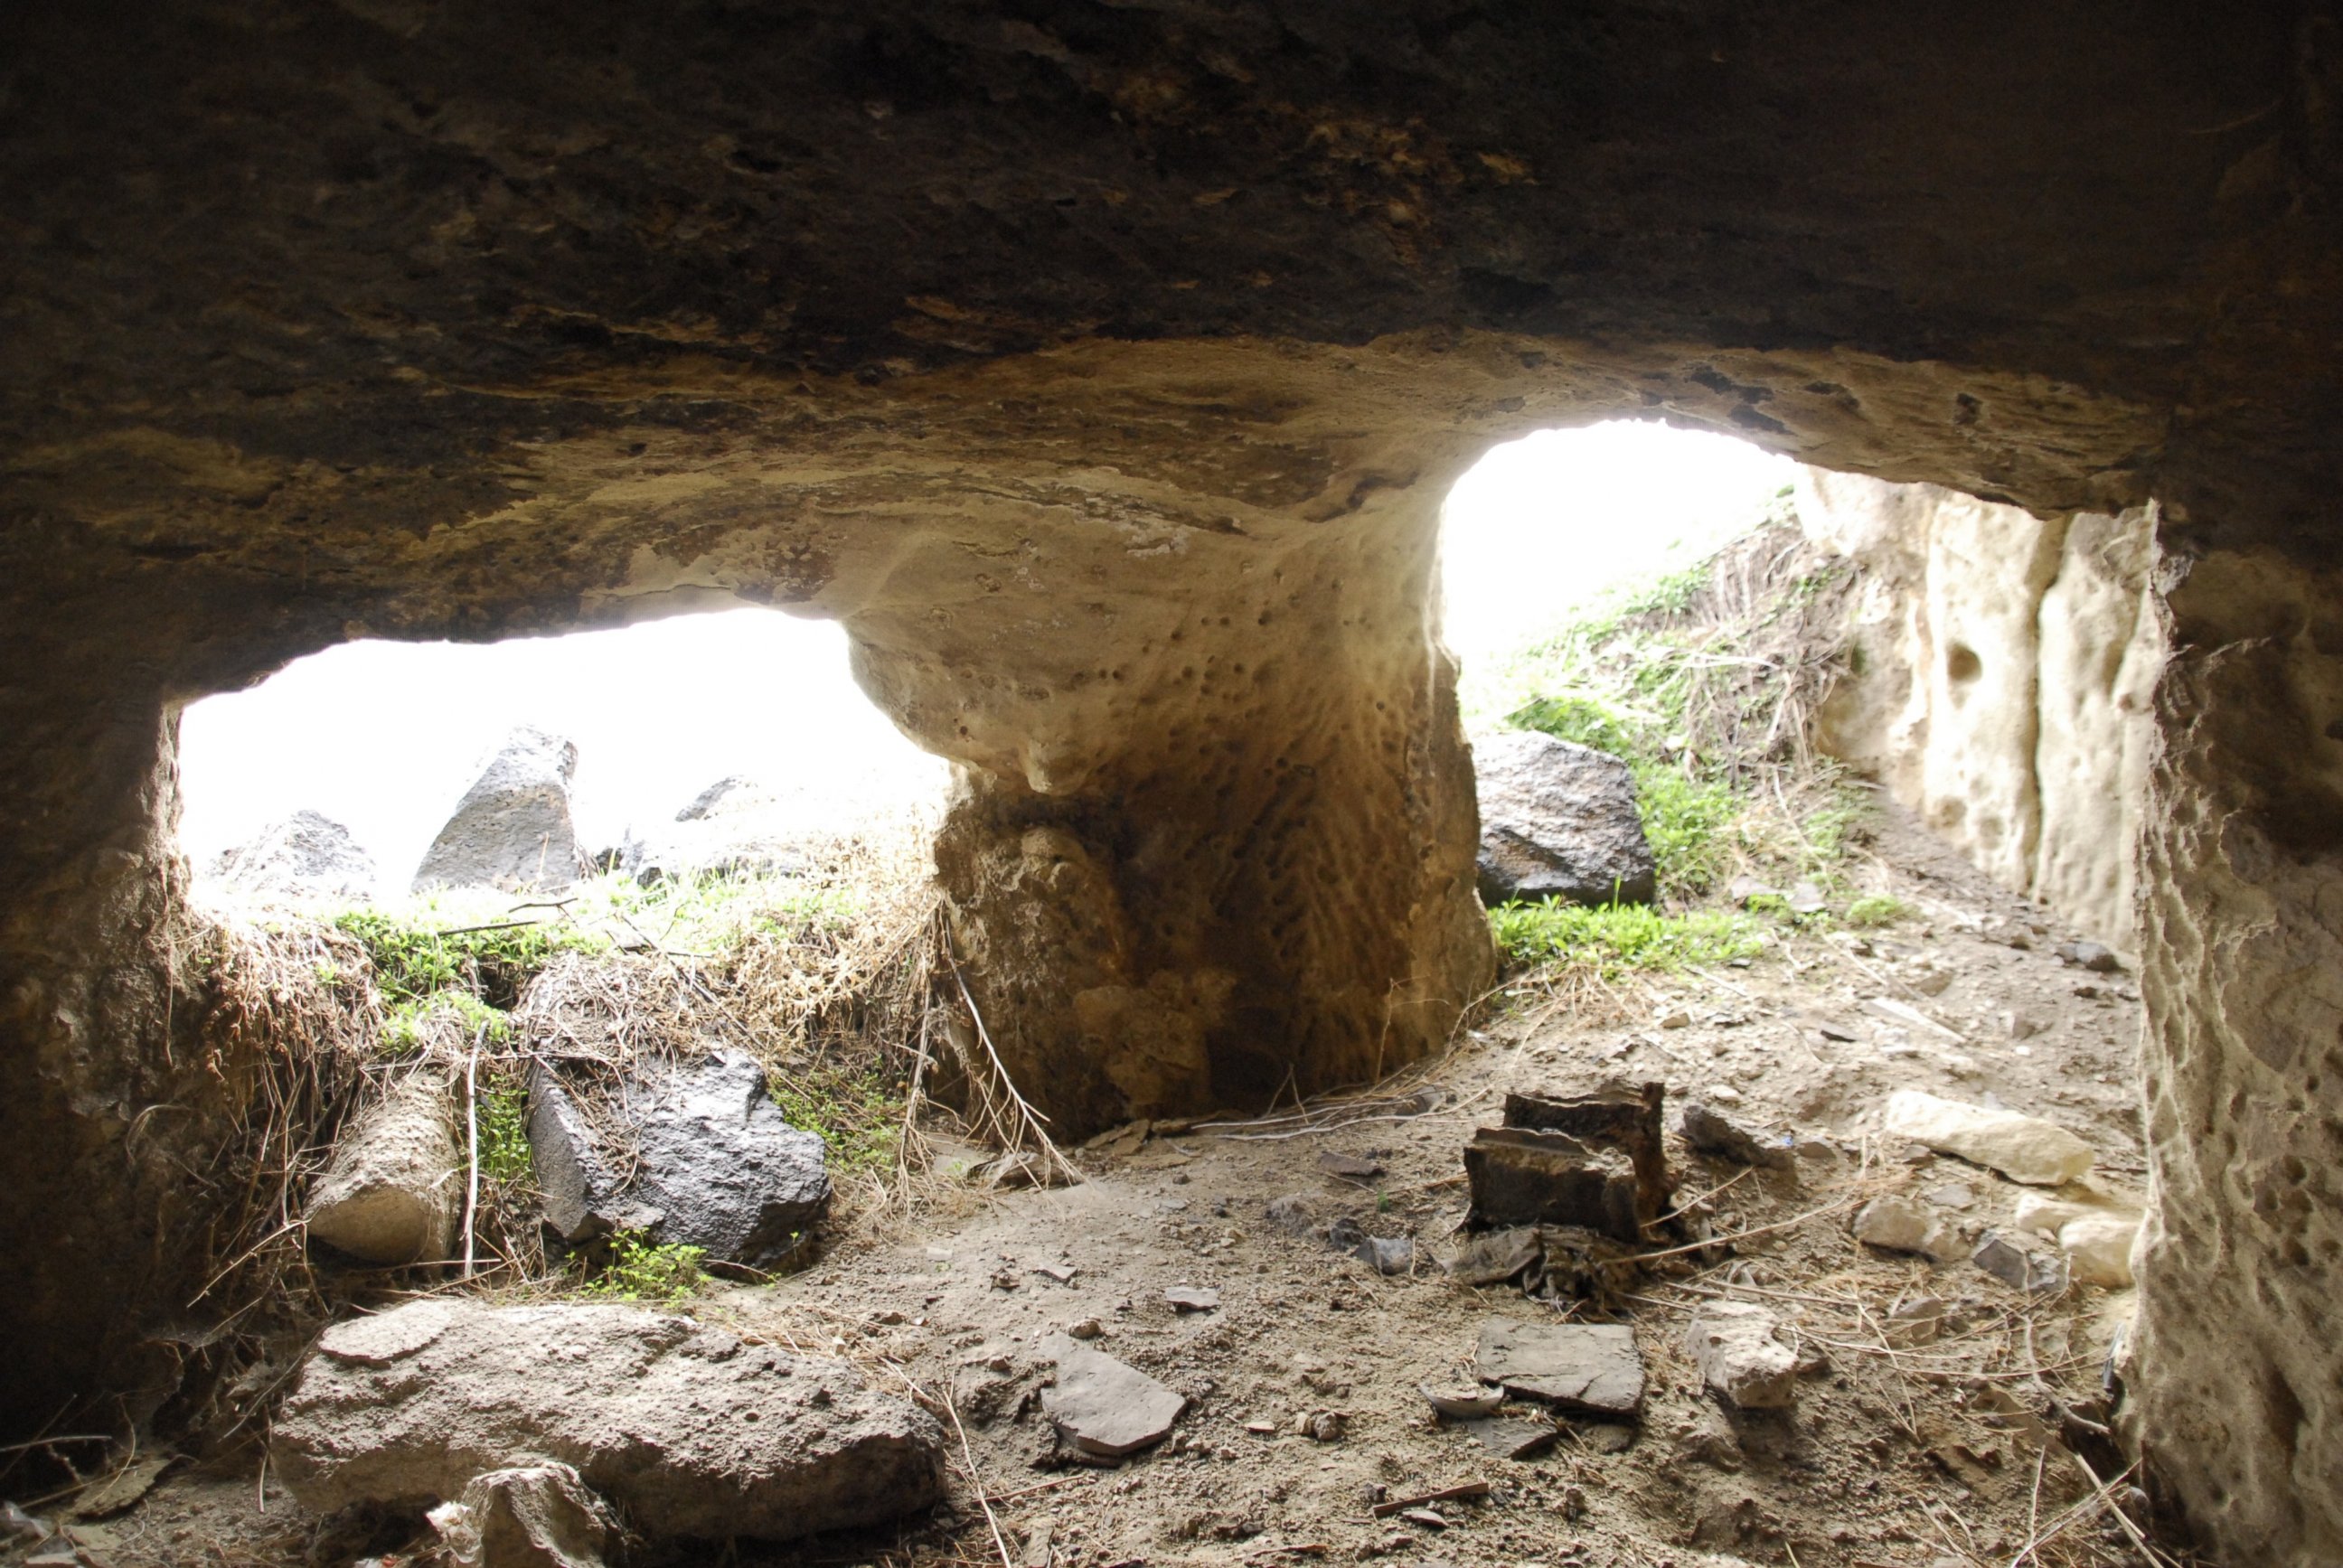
left=1473, top=731, right=1656, bottom=906
left=412, top=727, right=580, bottom=894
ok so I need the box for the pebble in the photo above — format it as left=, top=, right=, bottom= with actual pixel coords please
left=1165, top=1286, right=1219, bottom=1313
left=1684, top=1302, right=1798, bottom=1409
left=1972, top=1230, right=2070, bottom=1295
left=1852, top=1196, right=1962, bottom=1263
left=2058, top=1213, right=2141, bottom=1287
left=1883, top=1090, right=2094, bottom=1186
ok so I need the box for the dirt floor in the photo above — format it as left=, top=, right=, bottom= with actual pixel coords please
left=17, top=800, right=2175, bottom=1568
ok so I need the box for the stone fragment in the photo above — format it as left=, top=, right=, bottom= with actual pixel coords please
left=1440, top=1225, right=1541, bottom=1286
left=1317, top=1150, right=1385, bottom=1179
left=1925, top=1182, right=1976, bottom=1210
left=1353, top=1235, right=1416, bottom=1274
left=272, top=1300, right=947, bottom=1541
left=1474, top=1317, right=1645, bottom=1415
left=1461, top=1415, right=1558, bottom=1460
left=306, top=1071, right=462, bottom=1266
left=1679, top=1101, right=1793, bottom=1170
left=413, top=727, right=581, bottom=894
left=529, top=1050, right=829, bottom=1268
left=1683, top=1302, right=1798, bottom=1409
left=1786, top=881, right=1827, bottom=915
left=2056, top=940, right=2122, bottom=973
left=211, top=809, right=381, bottom=902
left=1882, top=1089, right=2094, bottom=1185
left=618, top=776, right=810, bottom=887
left=2011, top=1193, right=2102, bottom=1237
left=2057, top=1213, right=2141, bottom=1288
left=1420, top=1383, right=1505, bottom=1420
left=1264, top=1194, right=1317, bottom=1236
left=1885, top=1295, right=1948, bottom=1347
left=1040, top=1332, right=1186, bottom=1457
left=1972, top=1230, right=2069, bottom=1294
left=1852, top=1196, right=1962, bottom=1263
left=1473, top=731, right=1657, bottom=906
left=429, top=1463, right=610, bottom=1568
left=1164, top=1285, right=1219, bottom=1312
left=1658, top=1008, right=1693, bottom=1030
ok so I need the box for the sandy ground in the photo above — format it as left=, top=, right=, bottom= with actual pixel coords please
left=23, top=803, right=2174, bottom=1568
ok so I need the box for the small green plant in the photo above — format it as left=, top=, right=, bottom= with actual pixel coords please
left=475, top=1079, right=534, bottom=1185
left=333, top=907, right=604, bottom=1009
left=1490, top=898, right=1761, bottom=977
left=768, top=1068, right=901, bottom=1177
left=1843, top=894, right=1918, bottom=929
left=381, top=988, right=511, bottom=1055
left=584, top=1231, right=707, bottom=1301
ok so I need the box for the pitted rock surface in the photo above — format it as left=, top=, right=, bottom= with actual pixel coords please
left=1473, top=731, right=1657, bottom=907
left=209, top=810, right=380, bottom=902
left=271, top=1300, right=946, bottom=1541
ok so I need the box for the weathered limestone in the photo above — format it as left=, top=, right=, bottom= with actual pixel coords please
left=305, top=1070, right=463, bottom=1266
left=1684, top=1302, right=1798, bottom=1410
left=272, top=1300, right=948, bottom=1541
left=208, top=810, right=380, bottom=903
left=1797, top=471, right=2163, bottom=945
left=1883, top=1090, right=2095, bottom=1187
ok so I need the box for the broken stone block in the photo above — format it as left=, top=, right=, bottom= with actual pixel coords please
left=306, top=1071, right=462, bottom=1266
left=1678, top=1101, right=1793, bottom=1170
left=1440, top=1225, right=1541, bottom=1286
left=1885, top=1295, right=1948, bottom=1347
left=529, top=1050, right=829, bottom=1268
left=1461, top=1415, right=1559, bottom=1460
left=1464, top=1084, right=1669, bottom=1244
left=1474, top=1317, right=1644, bottom=1416
left=428, top=1463, right=610, bottom=1568
left=1882, top=1089, right=2094, bottom=1186
left=271, top=1300, right=946, bottom=1541
left=1972, top=1229, right=2070, bottom=1294
left=1473, top=731, right=1658, bottom=906
left=1852, top=1196, right=1962, bottom=1263
left=2057, top=1213, right=2141, bottom=1287
left=1683, top=1302, right=1798, bottom=1409
left=1040, top=1332, right=1186, bottom=1458
left=413, top=727, right=580, bottom=894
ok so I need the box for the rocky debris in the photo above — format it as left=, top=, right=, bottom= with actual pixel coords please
left=2056, top=939, right=2122, bottom=973
left=1461, top=1415, right=1558, bottom=1460
left=1317, top=1150, right=1385, bottom=1179
left=2011, top=1193, right=2103, bottom=1236
left=1441, top=1226, right=1543, bottom=1286
left=1885, top=1295, right=1949, bottom=1347
left=1678, top=1101, right=1793, bottom=1170
left=306, top=1071, right=462, bottom=1265
left=413, top=727, right=581, bottom=894
left=1972, top=1230, right=2070, bottom=1295
left=1040, top=1332, right=1186, bottom=1458
left=1851, top=1196, right=1962, bottom=1263
left=1473, top=731, right=1657, bottom=906
left=427, top=1463, right=610, bottom=1568
left=1164, top=1285, right=1219, bottom=1312
left=1683, top=1302, right=1798, bottom=1409
left=1882, top=1090, right=2094, bottom=1186
left=1420, top=1384, right=1506, bottom=1420
left=1325, top=1217, right=1415, bottom=1274
left=2056, top=1213, right=2141, bottom=1287
left=1474, top=1318, right=1645, bottom=1416
left=1464, top=1084, right=1669, bottom=1245
left=210, top=809, right=380, bottom=901
left=271, top=1299, right=947, bottom=1541
left=619, top=777, right=810, bottom=887
left=529, top=1050, right=829, bottom=1268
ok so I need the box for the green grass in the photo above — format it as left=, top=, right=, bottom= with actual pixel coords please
left=1843, top=894, right=1918, bottom=929
left=475, top=1078, right=534, bottom=1185
left=333, top=906, right=607, bottom=1009
left=381, top=988, right=511, bottom=1055
left=768, top=1067, right=901, bottom=1178
left=1489, top=898, right=1762, bottom=976
left=582, top=1231, right=707, bottom=1301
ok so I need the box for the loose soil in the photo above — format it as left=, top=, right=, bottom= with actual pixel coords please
left=24, top=802, right=2169, bottom=1568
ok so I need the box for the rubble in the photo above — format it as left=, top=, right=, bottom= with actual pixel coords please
left=1474, top=1318, right=1645, bottom=1416
left=1851, top=1196, right=1962, bottom=1263
left=1683, top=1302, right=1798, bottom=1409
left=1420, top=1384, right=1506, bottom=1420
left=428, top=1463, right=610, bottom=1568
left=1040, top=1332, right=1186, bottom=1458
left=2057, top=1213, right=2141, bottom=1287
left=1882, top=1090, right=2094, bottom=1185
left=1972, top=1230, right=2070, bottom=1294
left=271, top=1300, right=947, bottom=1541
left=1678, top=1101, right=1793, bottom=1170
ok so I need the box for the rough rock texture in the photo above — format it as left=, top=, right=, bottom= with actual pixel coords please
left=619, top=777, right=807, bottom=886
left=413, top=728, right=581, bottom=894
left=1684, top=1302, right=1798, bottom=1410
left=1040, top=1332, right=1186, bottom=1459
left=528, top=1051, right=830, bottom=1267
left=1883, top=1089, right=2094, bottom=1187
left=305, top=1071, right=463, bottom=1266
left=207, top=810, right=380, bottom=903
left=271, top=1299, right=947, bottom=1541
left=429, top=1464, right=610, bottom=1568
left=0, top=13, right=2338, bottom=1564
left=1472, top=731, right=1656, bottom=906
left=1797, top=469, right=2164, bottom=945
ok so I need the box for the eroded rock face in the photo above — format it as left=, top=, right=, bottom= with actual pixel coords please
left=271, top=1299, right=948, bottom=1541
left=209, top=810, right=380, bottom=903
left=413, top=728, right=581, bottom=895
left=1473, top=731, right=1656, bottom=906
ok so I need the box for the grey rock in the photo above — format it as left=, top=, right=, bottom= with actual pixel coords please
left=2056, top=940, right=2122, bottom=973
left=1683, top=1302, right=1798, bottom=1409
left=529, top=1050, right=830, bottom=1268
left=211, top=809, right=381, bottom=901
left=1852, top=1195, right=1962, bottom=1263
left=1973, top=1229, right=2070, bottom=1295
left=620, top=776, right=809, bottom=887
left=1164, top=1285, right=1219, bottom=1312
left=1040, top=1332, right=1186, bottom=1457
left=428, top=1463, right=610, bottom=1568
left=1264, top=1194, right=1318, bottom=1237
left=271, top=1300, right=947, bottom=1541
left=1473, top=731, right=1657, bottom=906
left=1440, top=1225, right=1541, bottom=1286
left=1474, top=1318, right=1645, bottom=1416
left=1679, top=1101, right=1793, bottom=1170
left=413, top=728, right=580, bottom=894
left=306, top=1070, right=462, bottom=1265
left=1460, top=1415, right=1558, bottom=1460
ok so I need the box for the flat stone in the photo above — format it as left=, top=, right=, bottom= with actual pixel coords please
left=1440, top=1225, right=1541, bottom=1286
left=1474, top=1318, right=1645, bottom=1415
left=1040, top=1332, right=1186, bottom=1457
left=1165, top=1285, right=1219, bottom=1312
left=1317, top=1150, right=1385, bottom=1179
left=1972, top=1230, right=2070, bottom=1294
left=1883, top=1090, right=2094, bottom=1186
left=1460, top=1415, right=1558, bottom=1460
left=1683, top=1302, right=1798, bottom=1409
left=2058, top=1213, right=2141, bottom=1287
left=274, top=1300, right=946, bottom=1542
left=1473, top=731, right=1657, bottom=906
left=1679, top=1101, right=1793, bottom=1170
left=1852, top=1196, right=1962, bottom=1263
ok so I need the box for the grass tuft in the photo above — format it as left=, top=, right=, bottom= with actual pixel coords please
left=1490, top=898, right=1762, bottom=976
